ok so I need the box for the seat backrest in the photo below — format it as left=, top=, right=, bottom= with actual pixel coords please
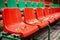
left=32, top=2, right=37, bottom=9
left=2, top=8, right=22, bottom=26
left=43, top=8, right=50, bottom=16
left=0, top=0, right=6, bottom=9
left=36, top=8, right=44, bottom=19
left=54, top=4, right=59, bottom=7
left=50, top=4, right=59, bottom=8
left=7, top=0, right=17, bottom=8
left=53, top=8, right=60, bottom=13
left=26, top=1, right=32, bottom=8
left=49, top=8, right=56, bottom=14
left=19, top=0, right=24, bottom=2
left=23, top=8, right=36, bottom=21
left=49, top=8, right=60, bottom=14
left=30, top=0, right=43, bottom=2
left=18, top=1, right=26, bottom=11
left=37, top=2, right=45, bottom=8
left=50, top=4, right=54, bottom=8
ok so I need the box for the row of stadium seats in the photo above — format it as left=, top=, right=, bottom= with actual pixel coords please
left=50, top=4, right=60, bottom=8
left=1, top=0, right=60, bottom=38
left=4, top=0, right=43, bottom=2
left=0, top=0, right=45, bottom=11
left=2, top=8, right=60, bottom=37
left=0, top=0, right=60, bottom=12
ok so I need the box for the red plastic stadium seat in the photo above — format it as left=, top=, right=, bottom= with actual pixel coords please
left=36, top=8, right=54, bottom=24
left=2, top=8, right=39, bottom=37
left=49, top=8, right=60, bottom=20
left=52, top=8, right=60, bottom=17
left=55, top=8, right=60, bottom=16
left=52, top=8, right=60, bottom=13
left=24, top=8, right=49, bottom=28
left=43, top=8, right=55, bottom=23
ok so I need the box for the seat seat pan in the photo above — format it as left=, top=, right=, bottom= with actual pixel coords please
left=4, top=22, right=39, bottom=37
left=51, top=13, right=59, bottom=20
left=26, top=19, right=49, bottom=28
left=44, top=15, right=55, bottom=23
left=57, top=12, right=60, bottom=18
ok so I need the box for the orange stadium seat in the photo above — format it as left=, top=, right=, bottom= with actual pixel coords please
left=2, top=8, right=39, bottom=37
left=43, top=8, right=55, bottom=23
left=24, top=8, right=49, bottom=28
left=49, top=8, right=60, bottom=20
